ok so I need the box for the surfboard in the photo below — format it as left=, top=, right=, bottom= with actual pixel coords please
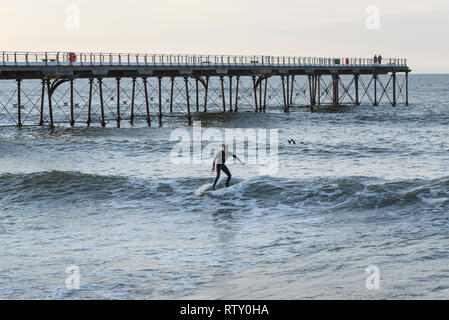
left=196, top=179, right=244, bottom=196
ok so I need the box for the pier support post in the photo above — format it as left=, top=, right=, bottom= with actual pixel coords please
left=204, top=76, right=209, bottom=112
left=87, top=78, right=93, bottom=127
left=17, top=79, right=22, bottom=128
left=158, top=76, right=163, bottom=125
left=195, top=77, right=199, bottom=112
left=281, top=75, right=287, bottom=113
left=336, top=75, right=339, bottom=106
left=169, top=77, right=174, bottom=113
left=116, top=78, right=121, bottom=128
left=317, top=75, right=321, bottom=106
left=290, top=75, right=295, bottom=106
left=234, top=76, right=239, bottom=112
left=70, top=79, right=75, bottom=126
left=39, top=79, right=45, bottom=126
left=259, top=77, right=263, bottom=112
left=252, top=76, right=259, bottom=112
left=263, top=77, right=268, bottom=113
left=332, top=74, right=339, bottom=107
left=332, top=75, right=335, bottom=106
left=308, top=75, right=317, bottom=113
left=220, top=76, right=226, bottom=112
left=229, top=76, right=233, bottom=112
left=392, top=72, right=397, bottom=107
left=405, top=72, right=409, bottom=106
left=185, top=77, right=192, bottom=124
left=286, top=75, right=290, bottom=112
left=98, top=78, right=106, bottom=127
left=143, top=77, right=151, bottom=126
left=308, top=75, right=313, bottom=112
left=46, top=80, right=54, bottom=129
left=373, top=74, right=378, bottom=106
left=354, top=74, right=360, bottom=106
left=130, top=77, right=136, bottom=124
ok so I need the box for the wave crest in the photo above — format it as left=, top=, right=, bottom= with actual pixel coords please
left=1, top=171, right=448, bottom=212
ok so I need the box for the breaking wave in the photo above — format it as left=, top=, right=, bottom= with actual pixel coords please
left=1, top=171, right=448, bottom=213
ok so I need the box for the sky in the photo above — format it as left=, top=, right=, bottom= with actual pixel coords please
left=1, top=0, right=448, bottom=73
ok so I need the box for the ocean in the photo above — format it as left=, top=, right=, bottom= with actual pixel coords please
left=1, top=74, right=449, bottom=299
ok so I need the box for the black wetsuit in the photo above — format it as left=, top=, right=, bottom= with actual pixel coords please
left=213, top=151, right=236, bottom=189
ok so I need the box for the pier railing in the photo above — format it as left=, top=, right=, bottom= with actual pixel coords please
left=0, top=51, right=407, bottom=67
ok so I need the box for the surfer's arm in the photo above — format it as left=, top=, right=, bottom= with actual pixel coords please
left=233, top=154, right=245, bottom=165
left=212, top=153, right=218, bottom=171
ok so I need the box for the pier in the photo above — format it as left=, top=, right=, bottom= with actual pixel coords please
left=0, top=52, right=411, bottom=128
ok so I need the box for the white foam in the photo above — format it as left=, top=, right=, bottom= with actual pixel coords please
left=417, top=193, right=449, bottom=204
left=195, top=183, right=213, bottom=196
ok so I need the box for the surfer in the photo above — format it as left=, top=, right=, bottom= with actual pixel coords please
left=212, top=144, right=245, bottom=189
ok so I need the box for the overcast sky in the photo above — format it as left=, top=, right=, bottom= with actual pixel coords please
left=1, top=0, right=448, bottom=73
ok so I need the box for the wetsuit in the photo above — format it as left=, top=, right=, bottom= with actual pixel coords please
left=213, top=150, right=236, bottom=189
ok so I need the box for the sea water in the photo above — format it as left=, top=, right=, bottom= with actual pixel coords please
left=1, top=74, right=449, bottom=299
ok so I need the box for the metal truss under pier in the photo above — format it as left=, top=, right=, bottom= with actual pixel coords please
left=0, top=52, right=411, bottom=128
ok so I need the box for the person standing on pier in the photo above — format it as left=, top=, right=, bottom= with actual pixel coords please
left=378, top=54, right=382, bottom=65
left=212, top=144, right=245, bottom=189
left=374, top=55, right=378, bottom=64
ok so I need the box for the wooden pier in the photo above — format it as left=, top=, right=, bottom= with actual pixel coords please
left=0, top=52, right=411, bottom=127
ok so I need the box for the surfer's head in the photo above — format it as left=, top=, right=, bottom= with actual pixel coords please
left=222, top=144, right=228, bottom=152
